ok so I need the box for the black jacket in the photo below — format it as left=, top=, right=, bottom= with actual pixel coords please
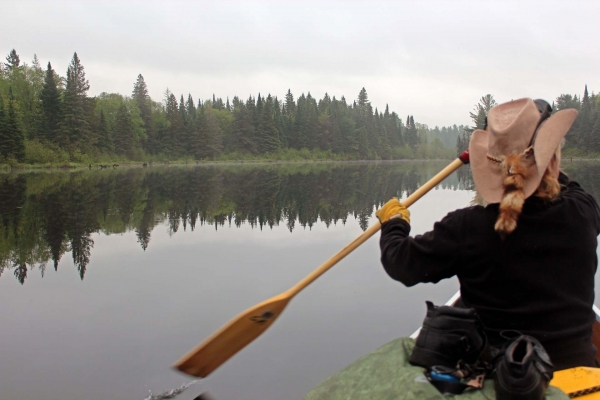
left=380, top=173, right=600, bottom=370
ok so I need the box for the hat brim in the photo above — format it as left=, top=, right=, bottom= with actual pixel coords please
left=469, top=109, right=578, bottom=204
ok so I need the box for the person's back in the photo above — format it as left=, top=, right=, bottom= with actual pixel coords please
left=447, top=174, right=599, bottom=369
left=376, top=98, right=598, bottom=370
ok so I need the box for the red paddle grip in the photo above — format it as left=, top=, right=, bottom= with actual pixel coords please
left=458, top=149, right=470, bottom=164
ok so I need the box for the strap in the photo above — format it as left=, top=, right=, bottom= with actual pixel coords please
left=425, top=371, right=486, bottom=395
left=567, top=385, right=600, bottom=398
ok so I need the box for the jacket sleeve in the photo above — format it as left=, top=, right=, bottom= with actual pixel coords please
left=379, top=211, right=464, bottom=287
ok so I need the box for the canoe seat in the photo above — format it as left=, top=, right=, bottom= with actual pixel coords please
left=551, top=367, right=600, bottom=399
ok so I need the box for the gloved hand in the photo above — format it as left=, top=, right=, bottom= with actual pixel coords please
left=376, top=197, right=410, bottom=224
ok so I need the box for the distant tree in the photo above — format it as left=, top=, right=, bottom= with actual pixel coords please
left=0, top=95, right=7, bottom=158
left=179, top=95, right=187, bottom=126
left=113, top=103, right=134, bottom=157
left=132, top=74, right=152, bottom=152
left=589, top=112, right=600, bottom=153
left=2, top=88, right=26, bottom=162
left=59, top=52, right=91, bottom=150
left=191, top=105, right=223, bottom=159
left=284, top=89, right=296, bottom=116
left=3, top=49, right=20, bottom=73
left=555, top=94, right=580, bottom=111
left=357, top=87, right=369, bottom=110
left=40, top=62, right=61, bottom=143
left=304, top=94, right=319, bottom=149
left=257, top=94, right=280, bottom=153
left=96, top=109, right=113, bottom=153
left=468, top=94, right=496, bottom=131
left=405, top=115, right=420, bottom=150
left=231, top=97, right=257, bottom=153
left=203, top=106, right=223, bottom=157
left=579, top=85, right=594, bottom=147
left=186, top=94, right=196, bottom=124
left=164, top=93, right=185, bottom=155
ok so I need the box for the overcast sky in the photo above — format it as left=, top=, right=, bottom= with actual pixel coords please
left=2, top=0, right=599, bottom=127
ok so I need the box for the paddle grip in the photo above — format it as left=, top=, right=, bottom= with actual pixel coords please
left=458, top=149, right=470, bottom=164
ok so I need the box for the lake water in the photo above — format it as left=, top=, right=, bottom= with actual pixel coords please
left=0, top=161, right=598, bottom=400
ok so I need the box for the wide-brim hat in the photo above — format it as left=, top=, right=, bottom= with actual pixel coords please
left=469, top=98, right=578, bottom=204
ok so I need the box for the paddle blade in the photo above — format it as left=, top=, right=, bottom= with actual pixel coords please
left=173, top=294, right=291, bottom=377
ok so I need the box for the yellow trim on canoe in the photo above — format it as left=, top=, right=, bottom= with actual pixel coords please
left=551, top=367, right=600, bottom=399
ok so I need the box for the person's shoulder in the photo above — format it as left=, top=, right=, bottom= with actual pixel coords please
left=560, top=173, right=598, bottom=204
left=449, top=204, right=496, bottom=216
left=440, top=204, right=495, bottom=224
left=559, top=173, right=600, bottom=227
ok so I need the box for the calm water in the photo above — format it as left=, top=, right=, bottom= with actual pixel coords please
left=0, top=161, right=598, bottom=400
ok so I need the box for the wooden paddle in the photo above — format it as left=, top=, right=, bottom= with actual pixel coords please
left=173, top=151, right=471, bottom=378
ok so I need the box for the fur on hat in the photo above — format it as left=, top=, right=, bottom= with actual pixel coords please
left=469, top=98, right=578, bottom=204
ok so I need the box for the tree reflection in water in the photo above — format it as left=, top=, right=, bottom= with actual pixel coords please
left=0, top=160, right=534, bottom=284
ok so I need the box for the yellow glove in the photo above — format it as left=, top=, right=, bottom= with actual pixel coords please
left=376, top=198, right=410, bottom=224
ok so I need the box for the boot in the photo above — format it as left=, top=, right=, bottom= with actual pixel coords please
left=494, top=335, right=554, bottom=400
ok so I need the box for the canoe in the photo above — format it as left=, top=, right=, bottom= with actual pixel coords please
left=552, top=302, right=600, bottom=399
left=305, top=292, right=600, bottom=400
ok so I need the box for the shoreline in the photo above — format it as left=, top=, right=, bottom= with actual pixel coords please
left=1, top=158, right=458, bottom=172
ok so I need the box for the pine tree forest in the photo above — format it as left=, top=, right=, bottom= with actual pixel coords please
left=0, top=50, right=466, bottom=166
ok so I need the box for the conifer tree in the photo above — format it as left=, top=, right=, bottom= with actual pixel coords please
left=59, top=52, right=91, bottom=150
left=292, top=94, right=307, bottom=149
left=580, top=85, right=593, bottom=147
left=204, top=106, right=223, bottom=157
left=0, top=95, right=8, bottom=159
left=468, top=94, right=496, bottom=131
left=285, top=89, right=296, bottom=116
left=273, top=97, right=286, bottom=148
left=97, top=110, right=113, bottom=153
left=192, top=105, right=223, bottom=159
left=405, top=115, right=420, bottom=150
left=357, top=127, right=369, bottom=158
left=179, top=95, right=187, bottom=126
left=257, top=94, right=280, bottom=153
left=4, top=88, right=25, bottom=162
left=231, top=97, right=257, bottom=153
left=40, top=62, right=61, bottom=143
left=589, top=111, right=600, bottom=153
left=185, top=94, right=197, bottom=152
left=113, top=103, right=134, bottom=157
left=165, top=93, right=185, bottom=155
left=255, top=93, right=263, bottom=130
left=132, top=74, right=152, bottom=152
left=329, top=98, right=345, bottom=154
left=3, top=49, right=20, bottom=73
left=357, top=87, right=369, bottom=110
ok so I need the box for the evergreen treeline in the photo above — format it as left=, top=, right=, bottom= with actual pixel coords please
left=0, top=162, right=470, bottom=284
left=455, top=90, right=600, bottom=156
left=0, top=49, right=459, bottom=165
left=553, top=85, right=600, bottom=153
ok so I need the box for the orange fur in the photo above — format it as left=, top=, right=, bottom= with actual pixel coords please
left=495, top=154, right=530, bottom=238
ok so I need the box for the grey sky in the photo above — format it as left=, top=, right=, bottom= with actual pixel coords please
left=3, top=0, right=599, bottom=127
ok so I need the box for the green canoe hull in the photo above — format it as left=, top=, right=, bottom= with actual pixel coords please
left=304, top=337, right=569, bottom=400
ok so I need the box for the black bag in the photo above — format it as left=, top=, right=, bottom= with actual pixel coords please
left=410, top=301, right=488, bottom=369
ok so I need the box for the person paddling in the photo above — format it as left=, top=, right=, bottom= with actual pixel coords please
left=376, top=98, right=599, bottom=374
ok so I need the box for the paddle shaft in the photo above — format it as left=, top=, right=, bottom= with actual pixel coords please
left=174, top=152, right=470, bottom=377
left=285, top=154, right=469, bottom=298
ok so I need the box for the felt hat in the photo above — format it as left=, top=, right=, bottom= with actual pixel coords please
left=469, top=98, right=578, bottom=203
